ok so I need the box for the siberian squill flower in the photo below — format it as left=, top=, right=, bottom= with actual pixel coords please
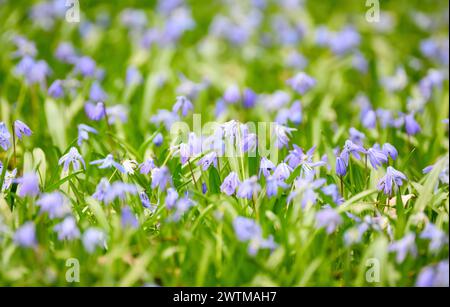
left=273, top=163, right=292, bottom=181
left=140, top=191, right=157, bottom=213
left=197, top=151, right=217, bottom=171
left=122, top=159, right=138, bottom=175
left=150, top=109, right=180, bottom=130
left=220, top=171, right=240, bottom=196
left=286, top=72, right=316, bottom=95
left=13, top=120, right=32, bottom=140
left=349, top=127, right=365, bottom=145
left=92, top=178, right=110, bottom=202
left=106, top=105, right=128, bottom=124
left=103, top=182, right=138, bottom=204
left=1, top=168, right=17, bottom=192
left=416, top=260, right=449, bottom=287
left=388, top=233, right=417, bottom=263
left=85, top=102, right=106, bottom=121
left=89, top=81, right=107, bottom=102
left=77, top=124, right=97, bottom=146
left=341, top=140, right=365, bottom=163
left=82, top=228, right=106, bottom=253
left=121, top=207, right=139, bottom=229
left=404, top=113, right=421, bottom=135
left=170, top=195, right=195, bottom=222
left=0, top=122, right=11, bottom=150
left=287, top=173, right=326, bottom=208
left=15, top=172, right=40, bottom=197
left=55, top=42, right=77, bottom=63
left=272, top=124, right=295, bottom=149
left=90, top=154, right=125, bottom=173
left=54, top=216, right=80, bottom=241
left=233, top=216, right=276, bottom=256
left=14, top=222, right=37, bottom=248
left=322, top=184, right=343, bottom=205
left=75, top=56, right=96, bottom=77
left=59, top=147, right=86, bottom=172
left=48, top=79, right=64, bottom=98
left=382, top=143, right=398, bottom=160
left=420, top=223, right=448, bottom=252
left=259, top=157, right=275, bottom=178
left=153, top=133, right=163, bottom=147
left=377, top=166, right=407, bottom=196
left=223, top=84, right=240, bottom=104
left=237, top=176, right=261, bottom=199
left=315, top=207, right=343, bottom=234
left=336, top=156, right=347, bottom=176
left=423, top=159, right=449, bottom=185
left=242, top=88, right=257, bottom=108
left=139, top=158, right=156, bottom=175
left=172, top=96, right=193, bottom=117
left=266, top=176, right=288, bottom=198
left=151, top=166, right=171, bottom=191
left=361, top=109, right=377, bottom=129
left=36, top=192, right=71, bottom=219
left=165, top=187, right=179, bottom=209
left=366, top=146, right=388, bottom=169
left=126, top=66, right=143, bottom=86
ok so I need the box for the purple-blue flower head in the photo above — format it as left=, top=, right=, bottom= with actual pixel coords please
left=382, top=143, right=398, bottom=160
left=59, top=147, right=86, bottom=172
left=335, top=156, right=347, bottom=176
left=150, top=109, right=180, bottom=130
left=286, top=72, right=316, bottom=95
left=14, top=222, right=37, bottom=248
left=126, top=66, right=143, bottom=86
left=197, top=151, right=217, bottom=171
left=75, top=56, right=96, bottom=77
left=0, top=122, right=11, bottom=150
left=259, top=157, right=275, bottom=178
left=37, top=192, right=71, bottom=219
left=121, top=206, right=139, bottom=229
left=367, top=146, right=388, bottom=169
left=90, top=154, right=125, bottom=173
left=13, top=120, right=32, bottom=140
left=89, top=81, right=107, bottom=102
left=315, top=207, right=343, bottom=234
left=223, top=85, right=240, bottom=104
left=151, top=166, right=171, bottom=191
left=55, top=42, right=77, bottom=63
left=361, top=109, right=377, bottom=129
left=349, top=127, right=365, bottom=145
left=153, top=133, right=163, bottom=147
left=416, top=260, right=449, bottom=287
left=404, top=113, right=421, bottom=135
left=237, top=176, right=261, bottom=199
left=233, top=216, right=262, bottom=242
left=266, top=176, right=288, bottom=198
left=77, top=124, right=97, bottom=146
left=165, top=187, right=179, bottom=209
left=82, top=228, right=106, bottom=253
left=272, top=124, right=295, bottom=149
left=420, top=223, right=448, bottom=252
left=273, top=162, right=292, bottom=181
left=377, top=166, right=407, bottom=196
left=54, top=216, right=80, bottom=241
left=220, top=171, right=240, bottom=196
left=388, top=233, right=417, bottom=263
left=48, top=79, right=64, bottom=98
left=172, top=96, right=193, bottom=117
left=139, top=158, right=156, bottom=175
left=242, top=88, right=257, bottom=108
left=85, top=102, right=106, bottom=121
left=15, top=172, right=40, bottom=197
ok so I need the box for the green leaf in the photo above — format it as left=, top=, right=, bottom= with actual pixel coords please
left=208, top=167, right=221, bottom=194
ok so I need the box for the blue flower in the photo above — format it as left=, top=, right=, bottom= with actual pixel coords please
left=382, top=143, right=398, bottom=160
left=336, top=156, right=347, bottom=176
left=48, top=79, right=64, bottom=98
left=151, top=166, right=171, bottom=191
left=172, top=96, right=193, bottom=117
left=85, top=102, right=106, bottom=121
left=404, top=113, right=421, bottom=135
left=54, top=216, right=80, bottom=241
left=82, top=228, right=106, bottom=253
left=126, top=66, right=143, bottom=86
left=165, top=187, right=179, bottom=209
left=77, top=124, right=97, bottom=146
left=420, top=223, right=448, bottom=252
left=242, top=88, right=257, bottom=108
left=89, top=81, right=107, bottom=102
left=233, top=216, right=276, bottom=256
left=349, top=127, right=365, bottom=145
left=15, top=172, right=40, bottom=197
left=266, top=176, right=288, bottom=198
left=170, top=195, right=196, bottom=222
left=121, top=207, right=139, bottom=229
left=377, top=166, right=407, bottom=195
left=14, top=222, right=37, bottom=248
left=273, top=162, right=292, bottom=181
left=150, top=109, right=180, bottom=130
left=341, top=140, right=365, bottom=164
left=237, top=176, right=260, bottom=199
left=416, top=260, right=449, bottom=287
left=139, top=158, right=156, bottom=175
left=272, top=124, right=295, bottom=149
left=315, top=208, right=343, bottom=234
left=90, top=154, right=125, bottom=173
left=220, top=171, right=240, bottom=196
left=55, top=42, right=77, bottom=63
left=223, top=84, right=240, bottom=104
left=286, top=72, right=316, bottom=95
left=37, top=192, right=71, bottom=219
left=153, top=133, right=163, bottom=147
left=361, top=109, right=377, bottom=129
left=388, top=233, right=417, bottom=263
left=259, top=157, right=275, bottom=178
left=240, top=133, right=257, bottom=153
left=197, top=151, right=217, bottom=171
left=0, top=122, right=11, bottom=150
left=367, top=146, right=388, bottom=169
left=75, top=56, right=96, bottom=77
left=13, top=120, right=32, bottom=140
left=59, top=147, right=86, bottom=172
